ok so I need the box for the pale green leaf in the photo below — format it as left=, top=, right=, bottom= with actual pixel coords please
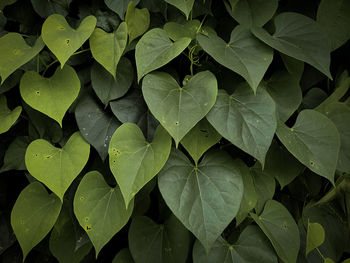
left=109, top=123, right=172, bottom=208
left=42, top=14, right=96, bottom=67
left=74, top=171, right=134, bottom=257
left=89, top=22, right=127, bottom=79
left=11, top=182, right=62, bottom=260
left=0, top=95, right=22, bottom=134
left=251, top=200, right=300, bottom=263
left=192, top=225, right=278, bottom=263
left=306, top=222, right=325, bottom=256
left=197, top=25, right=273, bottom=93
left=158, top=149, right=243, bottom=251
left=276, top=110, right=340, bottom=183
left=264, top=71, right=302, bottom=122
left=125, top=2, right=150, bottom=43
left=75, top=91, right=121, bottom=161
left=164, top=20, right=200, bottom=41
left=91, top=58, right=133, bottom=105
left=135, top=28, right=191, bottom=81
left=128, top=215, right=190, bottom=263
left=251, top=12, right=332, bottom=79
left=25, top=132, right=90, bottom=201
left=180, top=119, right=221, bottom=164
left=225, top=0, right=278, bottom=27
left=142, top=71, right=217, bottom=146
left=317, top=0, right=350, bottom=50
left=164, top=0, right=194, bottom=19
left=20, top=65, right=80, bottom=126
left=0, top=33, right=44, bottom=84
left=206, top=84, right=277, bottom=166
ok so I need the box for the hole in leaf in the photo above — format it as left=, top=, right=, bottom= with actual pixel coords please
left=35, top=91, right=40, bottom=95
left=86, top=225, right=92, bottom=231
left=175, top=121, right=179, bottom=126
left=65, top=39, right=70, bottom=45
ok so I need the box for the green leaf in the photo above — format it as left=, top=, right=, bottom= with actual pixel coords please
left=0, top=70, right=23, bottom=95
left=225, top=0, right=278, bottom=27
left=180, top=119, right=221, bottom=164
left=31, top=0, right=71, bottom=18
left=164, top=20, right=200, bottom=41
left=264, top=71, right=302, bottom=122
left=164, top=0, right=194, bottom=19
left=236, top=161, right=257, bottom=225
left=250, top=167, right=275, bottom=214
left=20, top=65, right=80, bottom=126
left=280, top=54, right=304, bottom=82
left=142, top=71, right=218, bottom=146
left=0, top=94, right=22, bottom=134
left=25, top=131, right=90, bottom=201
left=11, top=182, right=62, bottom=260
left=251, top=12, right=332, bottom=79
left=128, top=215, right=190, bottom=263
left=325, top=259, right=335, bottom=263
left=317, top=0, right=350, bottom=50
left=109, top=88, right=159, bottom=141
left=125, top=2, right=150, bottom=43
left=323, top=103, right=350, bottom=173
left=0, top=33, right=44, bottom=84
left=158, top=149, right=243, bottom=251
left=91, top=58, right=133, bottom=106
left=89, top=22, right=127, bottom=79
left=135, top=28, right=191, bottom=81
left=42, top=14, right=96, bottom=67
left=262, top=140, right=304, bottom=189
left=0, top=136, right=30, bottom=173
left=49, top=205, right=92, bottom=263
left=104, top=0, right=140, bottom=20
left=74, top=171, right=134, bottom=257
left=0, top=0, right=17, bottom=10
left=276, top=110, right=340, bottom=183
left=75, top=91, right=121, bottom=161
left=251, top=200, right=300, bottom=263
left=109, top=123, right=172, bottom=208
left=306, top=222, right=325, bottom=256
left=197, top=26, right=273, bottom=93
left=206, top=84, right=277, bottom=166
left=192, top=225, right=278, bottom=263
left=113, top=248, right=134, bottom=263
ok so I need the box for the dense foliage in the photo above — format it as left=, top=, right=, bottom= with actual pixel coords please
left=0, top=0, right=350, bottom=262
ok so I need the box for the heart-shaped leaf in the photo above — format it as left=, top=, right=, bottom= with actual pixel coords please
left=20, top=65, right=80, bottom=126
left=276, top=110, right=340, bottom=183
left=91, top=58, right=133, bottom=106
left=109, top=123, right=172, bottom=208
left=74, top=171, right=134, bottom=257
left=104, top=0, right=140, bottom=20
left=197, top=25, right=273, bottom=93
left=265, top=71, right=302, bottom=122
left=0, top=33, right=44, bottom=84
left=89, top=22, right=127, bottom=79
left=251, top=200, right=300, bottom=263
left=164, top=20, right=200, bottom=41
left=75, top=91, right=121, bottom=161
left=128, top=215, right=190, bottom=263
left=25, top=132, right=90, bottom=200
left=42, top=14, right=96, bottom=67
left=125, top=2, right=150, bottom=43
left=142, top=71, right=218, bottom=146
left=317, top=0, right=350, bottom=51
left=135, top=28, right=191, bottom=81
left=0, top=94, right=22, bottom=134
left=0, top=136, right=29, bottom=173
left=158, top=149, right=244, bottom=251
left=306, top=221, right=325, bottom=256
left=225, top=0, right=278, bottom=27
left=192, top=225, right=278, bottom=263
left=164, top=0, right=195, bottom=19
left=180, top=119, right=221, bottom=164
left=251, top=12, right=332, bottom=79
left=11, top=182, right=62, bottom=260
left=206, top=84, right=277, bottom=166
